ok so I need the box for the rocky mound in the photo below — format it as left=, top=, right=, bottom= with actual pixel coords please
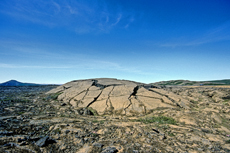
left=47, top=78, right=190, bottom=115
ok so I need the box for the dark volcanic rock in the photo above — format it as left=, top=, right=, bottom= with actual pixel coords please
left=35, top=136, right=56, bottom=147
left=35, top=136, right=49, bottom=147
left=93, top=142, right=104, bottom=148
left=101, top=146, right=118, bottom=153
left=0, top=131, right=14, bottom=136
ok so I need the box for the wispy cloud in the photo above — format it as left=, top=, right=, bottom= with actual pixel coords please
left=111, top=14, right=122, bottom=26
left=124, top=16, right=135, bottom=29
left=82, top=60, right=158, bottom=76
left=159, top=21, right=230, bottom=47
left=0, top=39, right=72, bottom=60
left=0, top=0, right=57, bottom=26
left=51, top=0, right=61, bottom=13
left=0, top=63, right=72, bottom=69
left=0, top=0, right=135, bottom=33
left=0, top=58, right=157, bottom=76
left=0, top=38, right=156, bottom=76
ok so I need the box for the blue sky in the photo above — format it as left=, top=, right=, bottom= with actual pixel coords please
left=0, top=0, right=230, bottom=84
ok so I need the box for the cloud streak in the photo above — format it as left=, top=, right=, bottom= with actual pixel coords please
left=0, top=59, right=157, bottom=76
left=159, top=21, right=230, bottom=47
left=0, top=37, right=159, bottom=76
left=0, top=63, right=72, bottom=69
left=0, top=0, right=135, bottom=33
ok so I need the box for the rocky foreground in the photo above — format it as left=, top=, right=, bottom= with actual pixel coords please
left=0, top=78, right=230, bottom=152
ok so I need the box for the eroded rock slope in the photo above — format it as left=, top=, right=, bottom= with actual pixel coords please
left=47, top=78, right=190, bottom=115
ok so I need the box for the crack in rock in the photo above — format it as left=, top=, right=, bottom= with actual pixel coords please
left=124, top=86, right=140, bottom=114
left=105, top=86, right=115, bottom=113
left=148, top=88, right=182, bottom=108
left=69, top=90, right=87, bottom=106
left=79, top=88, right=90, bottom=105
left=86, top=89, right=104, bottom=108
left=92, top=79, right=124, bottom=89
left=68, top=81, right=95, bottom=106
left=128, top=86, right=139, bottom=99
left=135, top=96, right=146, bottom=114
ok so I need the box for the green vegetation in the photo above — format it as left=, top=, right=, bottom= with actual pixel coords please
left=167, top=132, right=175, bottom=137
left=203, top=83, right=225, bottom=85
left=184, top=83, right=195, bottom=85
left=153, top=79, right=230, bottom=86
left=161, top=125, right=169, bottom=130
left=190, top=100, right=198, bottom=104
left=156, top=80, right=190, bottom=86
left=44, top=92, right=63, bottom=101
left=88, top=107, right=99, bottom=116
left=18, top=111, right=25, bottom=115
left=226, top=139, right=230, bottom=144
left=136, top=116, right=177, bottom=125
left=212, top=123, right=221, bottom=128
left=206, top=79, right=230, bottom=85
left=19, top=98, right=30, bottom=103
left=223, top=100, right=229, bottom=105
left=91, top=131, right=99, bottom=137
left=50, top=92, right=62, bottom=100
left=221, top=116, right=230, bottom=129
left=60, top=114, right=67, bottom=117
left=92, top=120, right=105, bottom=124
left=53, top=128, right=61, bottom=134
left=2, top=97, right=30, bottom=103
left=3, top=97, right=13, bottom=101
left=174, top=81, right=183, bottom=85
left=92, top=120, right=99, bottom=123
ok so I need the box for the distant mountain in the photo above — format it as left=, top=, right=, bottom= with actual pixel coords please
left=0, top=80, right=43, bottom=86
left=151, top=79, right=230, bottom=86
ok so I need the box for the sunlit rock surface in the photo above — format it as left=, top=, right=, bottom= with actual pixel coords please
left=47, top=78, right=190, bottom=115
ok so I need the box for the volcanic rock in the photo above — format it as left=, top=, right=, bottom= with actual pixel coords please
left=35, top=136, right=56, bottom=147
left=35, top=136, right=49, bottom=147
left=47, top=78, right=190, bottom=115
left=1, top=82, right=230, bottom=152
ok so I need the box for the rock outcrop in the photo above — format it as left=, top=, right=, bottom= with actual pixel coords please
left=47, top=78, right=190, bottom=115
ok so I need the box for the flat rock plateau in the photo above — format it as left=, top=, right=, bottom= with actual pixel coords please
left=0, top=78, right=230, bottom=153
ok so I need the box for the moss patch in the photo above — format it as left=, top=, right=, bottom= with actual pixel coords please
left=136, top=116, right=177, bottom=125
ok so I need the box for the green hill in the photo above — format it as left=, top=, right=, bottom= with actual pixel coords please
left=152, top=79, right=230, bottom=86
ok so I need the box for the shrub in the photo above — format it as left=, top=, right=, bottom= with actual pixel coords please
left=88, top=107, right=99, bottom=116
left=137, top=115, right=177, bottom=125
left=44, top=92, right=63, bottom=101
